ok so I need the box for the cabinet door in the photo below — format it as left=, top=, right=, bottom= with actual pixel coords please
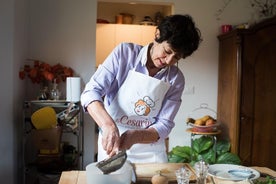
left=239, top=22, right=276, bottom=170
left=217, top=31, right=242, bottom=154
left=96, top=24, right=116, bottom=66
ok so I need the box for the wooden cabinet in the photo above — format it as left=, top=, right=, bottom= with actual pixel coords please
left=96, top=24, right=156, bottom=66
left=217, top=16, right=276, bottom=170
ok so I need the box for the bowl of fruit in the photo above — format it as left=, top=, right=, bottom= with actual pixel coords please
left=187, top=115, right=219, bottom=132
left=186, top=104, right=220, bottom=133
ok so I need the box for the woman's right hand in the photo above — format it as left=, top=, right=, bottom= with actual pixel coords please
left=87, top=101, right=120, bottom=157
left=101, top=123, right=120, bottom=156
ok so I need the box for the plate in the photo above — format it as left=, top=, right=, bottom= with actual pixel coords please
left=208, top=164, right=260, bottom=181
left=188, top=122, right=220, bottom=133
left=188, top=122, right=220, bottom=128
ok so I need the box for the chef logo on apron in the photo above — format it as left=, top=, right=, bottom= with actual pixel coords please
left=134, top=96, right=155, bottom=116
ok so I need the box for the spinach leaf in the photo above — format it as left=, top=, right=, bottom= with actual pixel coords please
left=216, top=152, right=241, bottom=165
left=192, top=136, right=213, bottom=154
left=216, top=140, right=231, bottom=155
left=168, top=136, right=241, bottom=165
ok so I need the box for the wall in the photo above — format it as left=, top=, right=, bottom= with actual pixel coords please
left=28, top=0, right=97, bottom=169
left=0, top=1, right=15, bottom=183
left=0, top=0, right=264, bottom=182
left=0, top=0, right=28, bottom=183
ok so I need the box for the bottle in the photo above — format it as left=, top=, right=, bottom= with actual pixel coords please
left=50, top=80, right=60, bottom=100
left=194, top=160, right=209, bottom=184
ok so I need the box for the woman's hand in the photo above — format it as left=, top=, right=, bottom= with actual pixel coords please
left=119, top=128, right=160, bottom=150
left=119, top=130, right=138, bottom=150
left=87, top=101, right=120, bottom=156
left=101, top=124, right=120, bottom=156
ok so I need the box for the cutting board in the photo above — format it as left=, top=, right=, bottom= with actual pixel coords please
left=133, top=163, right=196, bottom=182
left=31, top=106, right=57, bottom=129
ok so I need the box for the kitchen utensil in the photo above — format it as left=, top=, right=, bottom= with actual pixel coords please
left=57, top=102, right=79, bottom=121
left=31, top=106, right=57, bottom=129
left=31, top=102, right=78, bottom=130
left=96, top=150, right=127, bottom=174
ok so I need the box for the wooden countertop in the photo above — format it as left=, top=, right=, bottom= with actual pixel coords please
left=59, top=164, right=276, bottom=184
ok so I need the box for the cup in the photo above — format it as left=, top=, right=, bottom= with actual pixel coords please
left=175, top=167, right=191, bottom=184
left=221, top=24, right=232, bottom=34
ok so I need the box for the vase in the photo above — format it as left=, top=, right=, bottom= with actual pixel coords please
left=38, top=86, right=49, bottom=100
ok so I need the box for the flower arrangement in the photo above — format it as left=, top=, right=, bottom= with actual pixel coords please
left=215, top=0, right=276, bottom=21
left=19, top=59, right=74, bottom=84
left=251, top=0, right=276, bottom=18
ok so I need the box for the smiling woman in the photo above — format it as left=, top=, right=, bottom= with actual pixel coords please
left=82, top=14, right=202, bottom=164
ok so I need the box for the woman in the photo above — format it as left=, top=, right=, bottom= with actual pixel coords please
left=81, top=14, right=202, bottom=163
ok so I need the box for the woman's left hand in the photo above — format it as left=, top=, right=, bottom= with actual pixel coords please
left=119, top=128, right=159, bottom=150
left=119, top=130, right=138, bottom=150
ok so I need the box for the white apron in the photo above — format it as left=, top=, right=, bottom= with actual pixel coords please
left=98, top=70, right=171, bottom=163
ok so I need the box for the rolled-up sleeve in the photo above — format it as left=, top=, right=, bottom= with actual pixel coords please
left=150, top=69, right=185, bottom=139
left=80, top=65, right=111, bottom=111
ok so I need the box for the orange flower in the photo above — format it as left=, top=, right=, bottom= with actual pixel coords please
left=19, top=59, right=74, bottom=84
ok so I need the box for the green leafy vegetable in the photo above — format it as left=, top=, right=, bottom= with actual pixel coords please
left=193, top=136, right=213, bottom=153
left=216, top=152, right=241, bottom=164
left=168, top=136, right=241, bottom=165
left=253, top=176, right=276, bottom=184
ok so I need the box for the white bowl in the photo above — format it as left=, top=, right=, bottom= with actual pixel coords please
left=86, top=161, right=133, bottom=184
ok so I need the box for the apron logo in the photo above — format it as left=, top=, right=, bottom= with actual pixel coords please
left=116, top=115, right=152, bottom=128
left=134, top=96, right=155, bottom=116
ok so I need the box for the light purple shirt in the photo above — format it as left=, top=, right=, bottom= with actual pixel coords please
left=81, top=42, right=185, bottom=139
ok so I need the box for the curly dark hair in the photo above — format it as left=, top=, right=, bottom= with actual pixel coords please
left=156, top=14, right=202, bottom=58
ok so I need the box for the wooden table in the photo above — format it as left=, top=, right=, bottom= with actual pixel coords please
left=59, top=164, right=276, bottom=184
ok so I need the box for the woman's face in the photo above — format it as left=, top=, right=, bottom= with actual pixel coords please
left=150, top=41, right=182, bottom=69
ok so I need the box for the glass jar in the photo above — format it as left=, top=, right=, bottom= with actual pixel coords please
left=50, top=81, right=61, bottom=100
